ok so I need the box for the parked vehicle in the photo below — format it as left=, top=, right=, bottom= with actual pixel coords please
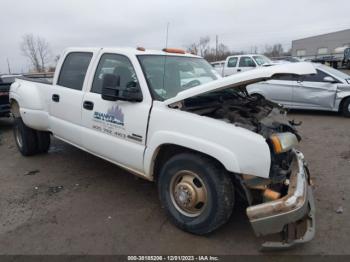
left=10, top=47, right=316, bottom=249
left=0, top=75, right=21, bottom=117
left=248, top=63, right=350, bottom=116
left=311, top=46, right=350, bottom=69
left=211, top=54, right=280, bottom=77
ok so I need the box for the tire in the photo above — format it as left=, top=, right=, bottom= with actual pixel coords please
left=13, top=117, right=38, bottom=156
left=341, top=98, right=350, bottom=117
left=36, top=131, right=51, bottom=153
left=158, top=153, right=234, bottom=235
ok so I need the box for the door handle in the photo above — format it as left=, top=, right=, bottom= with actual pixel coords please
left=83, top=101, right=94, bottom=110
left=237, top=69, right=241, bottom=72
left=52, top=94, right=60, bottom=102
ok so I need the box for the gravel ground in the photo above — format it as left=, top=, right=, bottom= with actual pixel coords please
left=0, top=110, right=349, bottom=255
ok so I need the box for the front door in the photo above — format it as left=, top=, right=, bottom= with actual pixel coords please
left=81, top=53, right=151, bottom=173
left=293, top=69, right=337, bottom=109
left=236, top=56, right=257, bottom=73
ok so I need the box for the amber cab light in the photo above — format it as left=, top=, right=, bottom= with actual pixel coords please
left=162, top=48, right=186, bottom=54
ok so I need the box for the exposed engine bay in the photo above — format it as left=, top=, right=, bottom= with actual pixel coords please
left=171, top=87, right=302, bottom=194
left=175, top=88, right=300, bottom=140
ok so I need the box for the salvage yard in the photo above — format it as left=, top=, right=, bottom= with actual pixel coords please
left=0, top=110, right=349, bottom=255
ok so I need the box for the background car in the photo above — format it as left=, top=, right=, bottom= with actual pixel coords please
left=212, top=54, right=283, bottom=77
left=247, top=63, right=350, bottom=116
left=0, top=74, right=21, bottom=117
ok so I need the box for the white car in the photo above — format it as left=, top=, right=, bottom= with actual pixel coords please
left=248, top=63, right=350, bottom=116
left=211, top=54, right=279, bottom=77
left=10, top=47, right=316, bottom=250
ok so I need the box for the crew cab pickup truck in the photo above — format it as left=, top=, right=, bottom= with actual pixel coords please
left=10, top=47, right=316, bottom=250
left=212, top=54, right=279, bottom=77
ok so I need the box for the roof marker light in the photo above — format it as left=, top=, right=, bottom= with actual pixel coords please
left=162, top=48, right=186, bottom=54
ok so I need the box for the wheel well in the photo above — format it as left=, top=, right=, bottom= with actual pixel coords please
left=10, top=99, right=20, bottom=118
left=152, top=144, right=226, bottom=182
left=152, top=144, right=251, bottom=205
left=339, top=96, right=350, bottom=112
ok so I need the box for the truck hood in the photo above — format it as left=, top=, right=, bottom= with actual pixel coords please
left=164, top=62, right=316, bottom=105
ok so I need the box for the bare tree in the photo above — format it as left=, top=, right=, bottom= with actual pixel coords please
left=198, top=36, right=210, bottom=57
left=20, top=34, right=51, bottom=72
left=264, top=43, right=284, bottom=58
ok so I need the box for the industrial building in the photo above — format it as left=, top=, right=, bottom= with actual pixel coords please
left=292, top=29, right=350, bottom=59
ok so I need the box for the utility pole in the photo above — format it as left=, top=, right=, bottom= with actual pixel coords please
left=165, top=22, right=170, bottom=49
left=215, top=35, right=218, bottom=60
left=7, top=58, right=11, bottom=74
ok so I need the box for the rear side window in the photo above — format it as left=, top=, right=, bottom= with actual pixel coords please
left=272, top=74, right=300, bottom=81
left=227, top=57, right=238, bottom=68
left=57, top=52, right=93, bottom=90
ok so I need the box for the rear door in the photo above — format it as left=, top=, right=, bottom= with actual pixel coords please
left=236, top=56, right=257, bottom=73
left=81, top=51, right=152, bottom=173
left=50, top=51, right=95, bottom=145
left=249, top=74, right=296, bottom=106
left=293, top=69, right=337, bottom=109
left=223, top=57, right=238, bottom=76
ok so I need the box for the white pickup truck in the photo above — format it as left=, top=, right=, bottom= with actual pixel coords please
left=10, top=47, right=316, bottom=250
left=212, top=54, right=279, bottom=77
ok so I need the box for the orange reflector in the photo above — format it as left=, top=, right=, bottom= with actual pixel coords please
left=162, top=48, right=186, bottom=54
left=137, top=47, right=146, bottom=51
left=263, top=188, right=281, bottom=201
left=270, top=135, right=282, bottom=154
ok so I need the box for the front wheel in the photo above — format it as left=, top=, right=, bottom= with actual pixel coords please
left=158, top=153, right=234, bottom=235
left=341, top=98, right=350, bottom=117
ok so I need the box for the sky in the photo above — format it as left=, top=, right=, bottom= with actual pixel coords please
left=0, top=0, right=349, bottom=73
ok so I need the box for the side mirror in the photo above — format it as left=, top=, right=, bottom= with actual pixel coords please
left=101, top=74, right=120, bottom=101
left=101, top=74, right=142, bottom=102
left=323, top=76, right=337, bottom=83
left=123, top=81, right=143, bottom=102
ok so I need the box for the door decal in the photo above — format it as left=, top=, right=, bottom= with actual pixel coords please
left=93, top=105, right=124, bottom=126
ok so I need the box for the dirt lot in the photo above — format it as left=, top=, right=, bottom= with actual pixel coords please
left=0, top=110, right=349, bottom=255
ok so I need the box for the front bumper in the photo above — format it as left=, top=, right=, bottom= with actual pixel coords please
left=246, top=150, right=315, bottom=250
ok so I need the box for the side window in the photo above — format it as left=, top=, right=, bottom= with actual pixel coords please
left=57, top=52, right=93, bottom=90
left=273, top=74, right=300, bottom=81
left=227, top=57, right=238, bottom=68
left=91, top=53, right=140, bottom=94
left=303, top=69, right=329, bottom=82
left=239, top=57, right=256, bottom=67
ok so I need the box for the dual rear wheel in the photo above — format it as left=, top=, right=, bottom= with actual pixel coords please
left=13, top=117, right=51, bottom=156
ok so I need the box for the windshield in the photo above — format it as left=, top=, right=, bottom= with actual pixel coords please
left=318, top=64, right=350, bottom=81
left=138, top=55, right=218, bottom=101
left=253, top=55, right=272, bottom=65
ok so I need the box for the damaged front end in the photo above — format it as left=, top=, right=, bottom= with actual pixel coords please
left=246, top=150, right=315, bottom=250
left=174, top=88, right=315, bottom=250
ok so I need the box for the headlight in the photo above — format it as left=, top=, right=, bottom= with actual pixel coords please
left=270, top=132, right=298, bottom=154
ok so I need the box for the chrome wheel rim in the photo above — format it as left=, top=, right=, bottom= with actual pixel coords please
left=170, top=170, right=207, bottom=217
left=15, top=125, right=23, bottom=149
